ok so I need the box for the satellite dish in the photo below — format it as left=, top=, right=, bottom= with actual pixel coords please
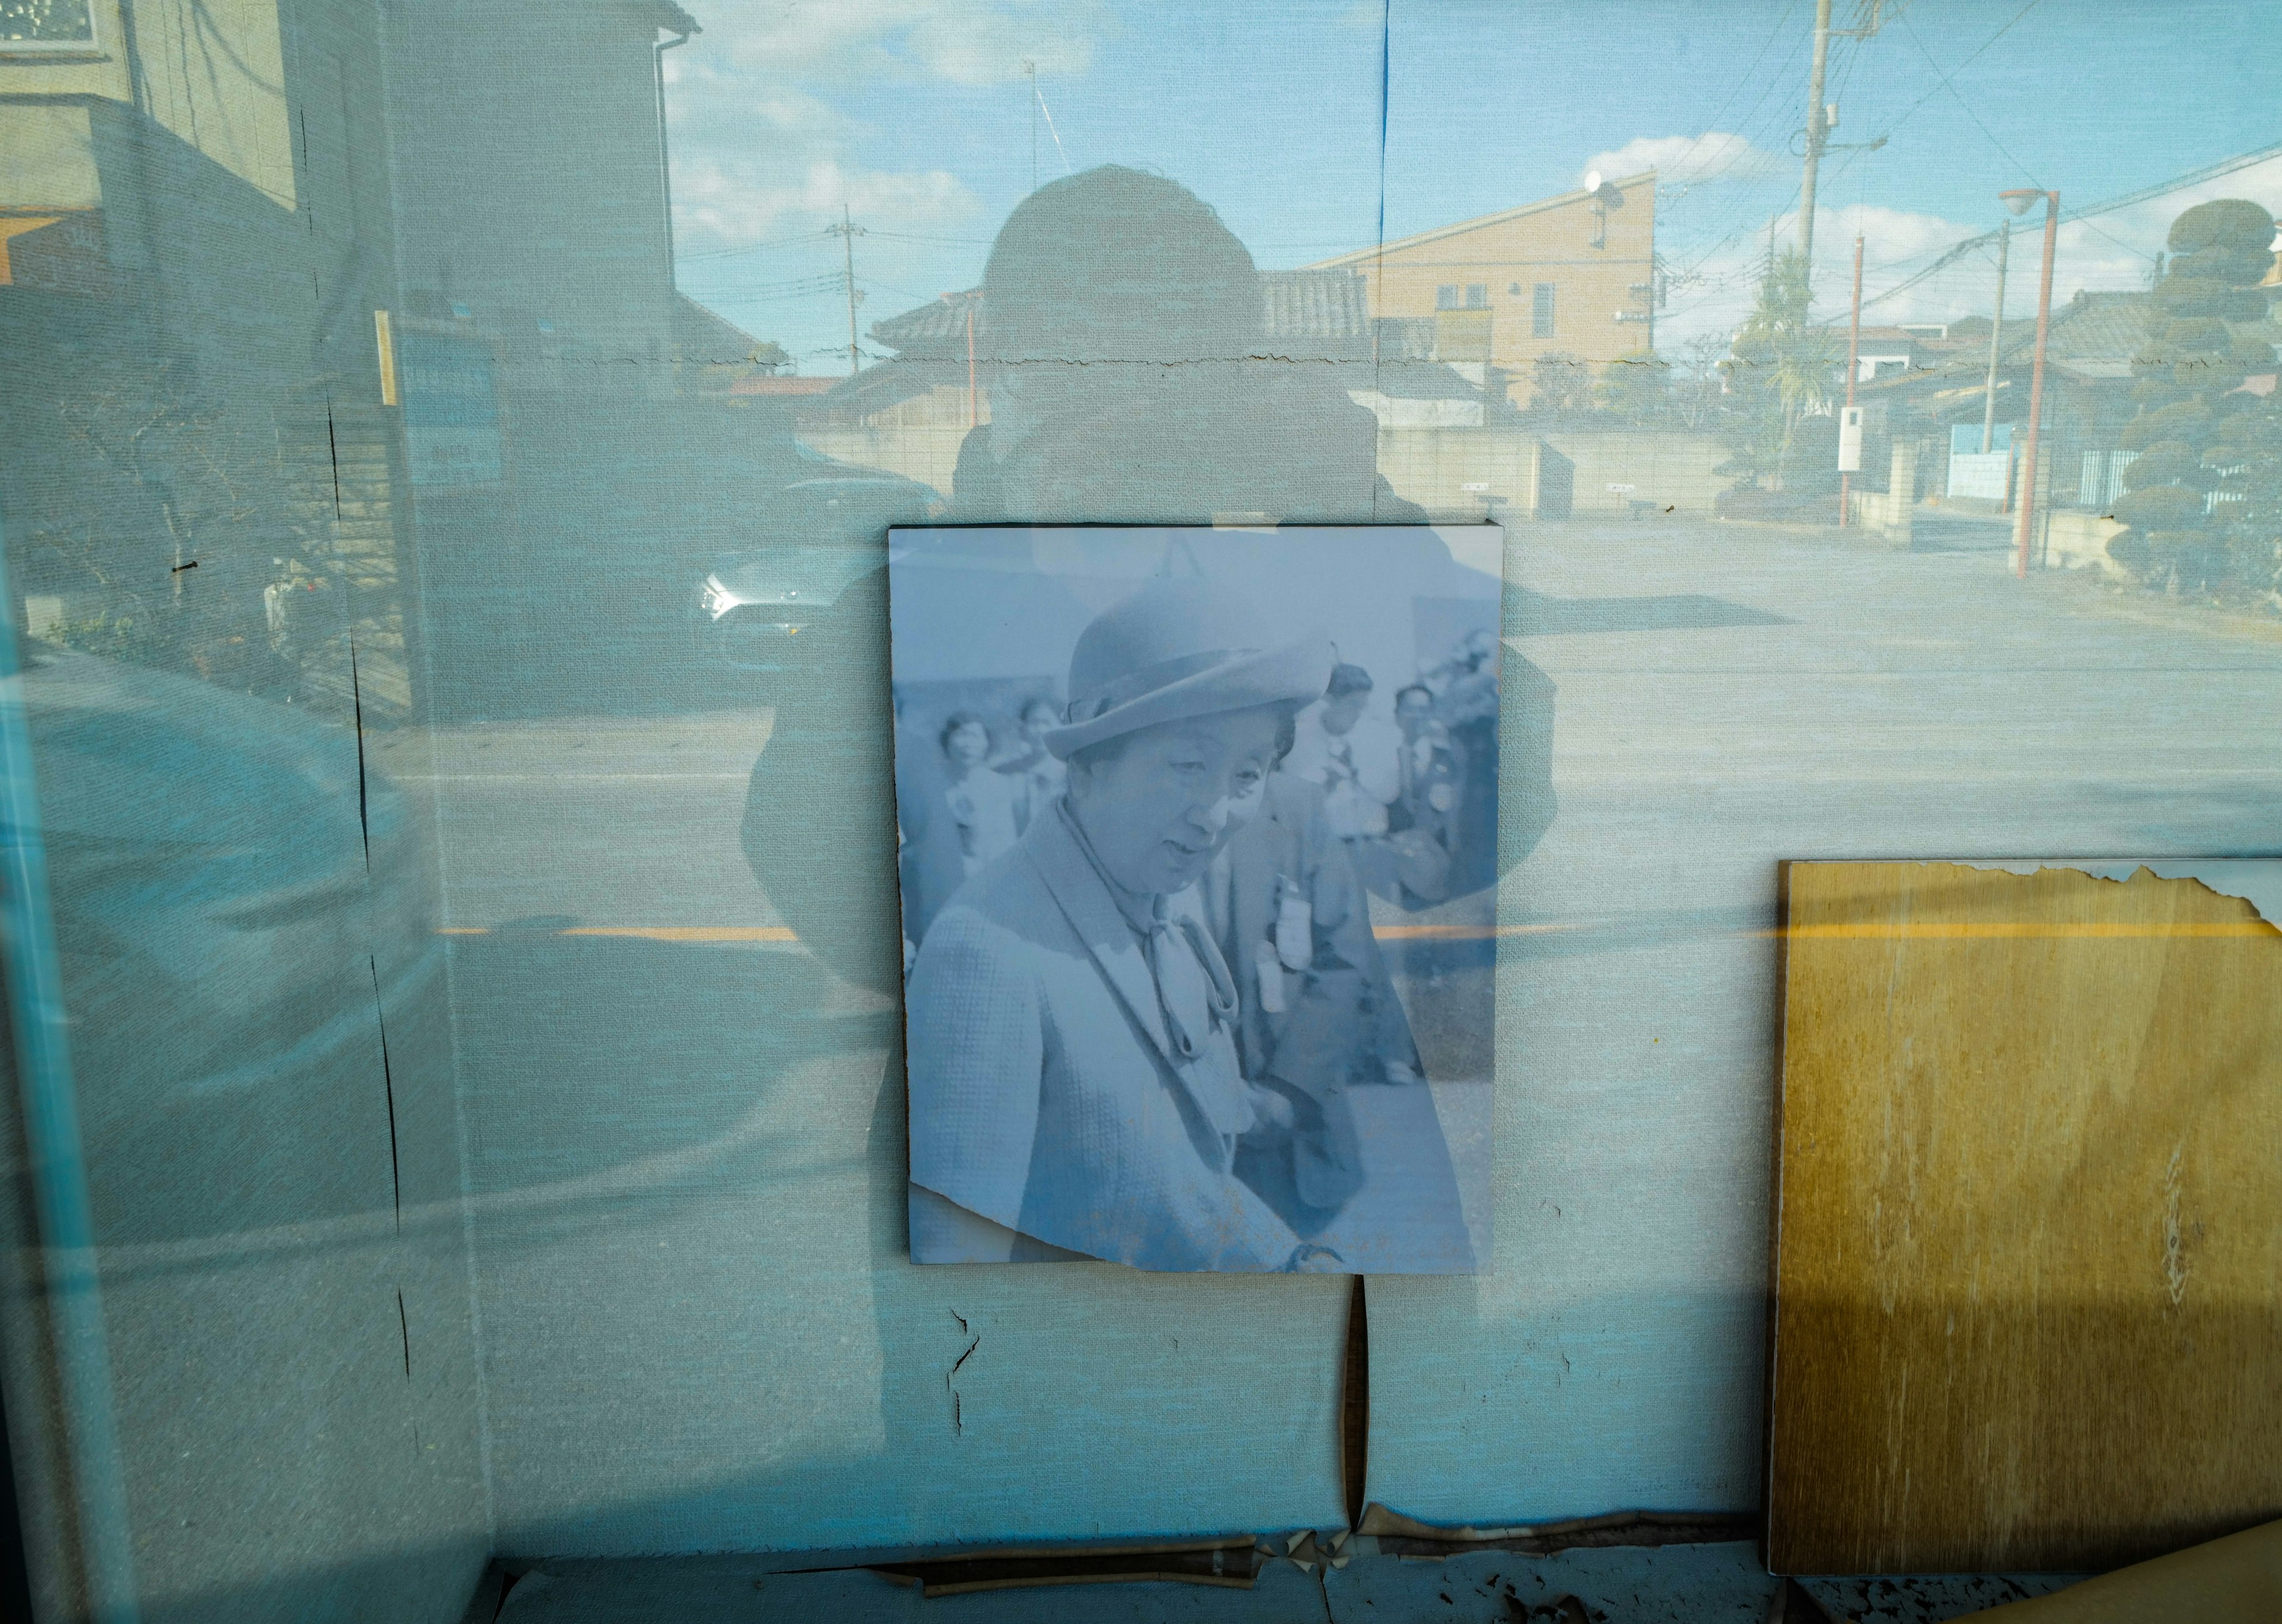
left=1583, top=169, right=1603, bottom=193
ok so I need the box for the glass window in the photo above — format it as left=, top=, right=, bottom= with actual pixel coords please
left=0, top=2, right=2274, bottom=1614
left=0, top=0, right=93, bottom=45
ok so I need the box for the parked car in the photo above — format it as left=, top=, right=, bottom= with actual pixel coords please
left=15, top=640, right=444, bottom=1243
left=694, top=469, right=941, bottom=676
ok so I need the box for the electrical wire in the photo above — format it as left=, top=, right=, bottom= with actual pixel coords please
left=1650, top=0, right=1799, bottom=203
left=1890, top=4, right=2144, bottom=264
left=676, top=227, right=837, bottom=264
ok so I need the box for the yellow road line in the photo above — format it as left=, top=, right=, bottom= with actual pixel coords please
left=439, top=925, right=799, bottom=942
left=1370, top=923, right=1574, bottom=940
left=1784, top=921, right=2278, bottom=938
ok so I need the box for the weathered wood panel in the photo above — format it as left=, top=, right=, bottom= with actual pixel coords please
left=1769, top=861, right=2282, bottom=1573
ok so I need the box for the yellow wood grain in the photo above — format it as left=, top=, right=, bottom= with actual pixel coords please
left=1767, top=862, right=2282, bottom=1574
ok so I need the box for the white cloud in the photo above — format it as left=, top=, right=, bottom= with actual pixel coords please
left=2051, top=153, right=2282, bottom=290
left=680, top=0, right=1100, bottom=89
left=660, top=4, right=1096, bottom=256
left=1651, top=160, right=2282, bottom=356
left=677, top=155, right=979, bottom=249
left=661, top=18, right=1003, bottom=257
left=1653, top=203, right=1991, bottom=350
left=1583, top=133, right=1779, bottom=190
left=661, top=7, right=1105, bottom=365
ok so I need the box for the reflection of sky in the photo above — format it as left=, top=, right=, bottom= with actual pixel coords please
left=666, top=0, right=2282, bottom=370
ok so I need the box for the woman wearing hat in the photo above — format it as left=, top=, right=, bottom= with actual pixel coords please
left=904, top=578, right=1345, bottom=1272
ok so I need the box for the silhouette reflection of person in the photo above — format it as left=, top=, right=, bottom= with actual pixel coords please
left=949, top=165, right=1424, bottom=528
left=746, top=164, right=1439, bottom=998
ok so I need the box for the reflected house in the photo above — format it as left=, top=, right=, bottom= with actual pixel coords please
left=0, top=10, right=496, bottom=1612
left=1259, top=268, right=1499, bottom=430
left=675, top=292, right=795, bottom=399
left=1307, top=171, right=1659, bottom=410
left=376, top=0, right=699, bottom=717
left=1849, top=291, right=2268, bottom=518
left=0, top=0, right=409, bottom=716
left=382, top=0, right=696, bottom=403
left=812, top=270, right=1498, bottom=498
left=810, top=175, right=1707, bottom=521
left=373, top=1, right=928, bottom=720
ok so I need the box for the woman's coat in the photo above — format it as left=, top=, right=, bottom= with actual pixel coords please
left=904, top=804, right=1305, bottom=1272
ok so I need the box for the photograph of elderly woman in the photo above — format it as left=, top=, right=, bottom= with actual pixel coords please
left=891, top=525, right=1507, bottom=1273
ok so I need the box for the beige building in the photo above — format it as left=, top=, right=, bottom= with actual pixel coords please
left=1310, top=171, right=1657, bottom=407
left=0, top=0, right=298, bottom=193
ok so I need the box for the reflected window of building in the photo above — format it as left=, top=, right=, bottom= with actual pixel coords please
left=1, top=0, right=93, bottom=45
left=1435, top=283, right=1459, bottom=310
left=1533, top=282, right=1556, bottom=336
left=1464, top=283, right=1488, bottom=310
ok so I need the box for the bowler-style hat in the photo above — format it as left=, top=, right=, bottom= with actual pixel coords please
left=1045, top=578, right=1334, bottom=761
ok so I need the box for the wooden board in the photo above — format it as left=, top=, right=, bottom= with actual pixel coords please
left=1767, top=862, right=2282, bottom=1574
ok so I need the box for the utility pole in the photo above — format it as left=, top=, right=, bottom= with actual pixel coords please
left=1981, top=219, right=2010, bottom=456
left=654, top=24, right=692, bottom=292
left=831, top=204, right=864, bottom=377
left=1842, top=232, right=1862, bottom=525
left=1798, top=0, right=1834, bottom=272
left=1027, top=60, right=1039, bottom=194
left=2006, top=190, right=2060, bottom=579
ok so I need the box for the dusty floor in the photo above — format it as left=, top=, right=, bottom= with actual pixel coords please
left=475, top=1542, right=2089, bottom=1622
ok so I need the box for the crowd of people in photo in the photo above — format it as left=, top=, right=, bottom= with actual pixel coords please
left=901, top=625, right=1499, bottom=949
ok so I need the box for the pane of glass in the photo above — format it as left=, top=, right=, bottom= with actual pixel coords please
left=0, top=1, right=2274, bottom=1612
left=0, top=1, right=93, bottom=45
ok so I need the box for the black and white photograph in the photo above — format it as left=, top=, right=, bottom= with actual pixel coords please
left=890, top=525, right=1505, bottom=1274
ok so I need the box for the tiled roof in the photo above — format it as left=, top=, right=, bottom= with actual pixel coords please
left=2033, top=291, right=2151, bottom=374
left=869, top=270, right=1388, bottom=359
left=869, top=292, right=980, bottom=357
left=861, top=269, right=1478, bottom=402
left=670, top=294, right=772, bottom=363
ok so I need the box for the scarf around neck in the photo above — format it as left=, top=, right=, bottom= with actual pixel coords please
left=1058, top=797, right=1240, bottom=1065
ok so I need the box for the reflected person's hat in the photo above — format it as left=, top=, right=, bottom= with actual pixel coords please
left=1045, top=578, right=1334, bottom=762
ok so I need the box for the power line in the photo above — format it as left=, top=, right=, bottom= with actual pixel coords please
left=1895, top=5, right=2042, bottom=190
left=1666, top=23, right=1822, bottom=279
left=866, top=229, right=997, bottom=247
left=1896, top=4, right=2248, bottom=265
left=677, top=228, right=837, bottom=264
left=698, top=274, right=848, bottom=302
left=1857, top=139, right=2282, bottom=312
left=1649, top=0, right=1801, bottom=209
left=1871, top=0, right=2047, bottom=158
